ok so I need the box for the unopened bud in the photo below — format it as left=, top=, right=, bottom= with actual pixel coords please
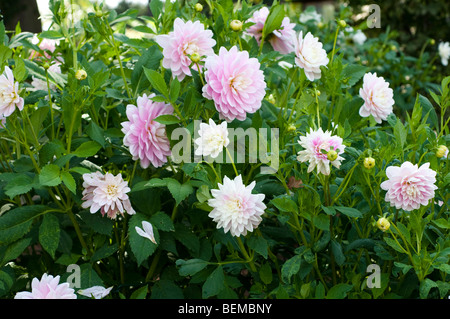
left=194, top=3, right=203, bottom=12
left=43, top=62, right=50, bottom=70
left=75, top=69, right=87, bottom=80
left=430, top=38, right=435, bottom=45
left=287, top=124, right=296, bottom=133
left=190, top=52, right=201, bottom=63
left=267, top=94, right=275, bottom=104
left=317, top=22, right=324, bottom=29
left=364, top=157, right=375, bottom=169
left=230, top=20, right=243, bottom=32
left=436, top=145, right=448, bottom=158
left=338, top=20, right=347, bottom=28
left=376, top=217, right=390, bottom=232
left=327, top=150, right=338, bottom=161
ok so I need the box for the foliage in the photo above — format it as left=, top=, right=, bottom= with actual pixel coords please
left=0, top=0, right=448, bottom=299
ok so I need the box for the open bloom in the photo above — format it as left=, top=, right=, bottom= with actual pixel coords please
left=194, top=118, right=230, bottom=158
left=352, top=29, right=367, bottom=45
left=359, top=72, right=394, bottom=123
left=208, top=175, right=266, bottom=237
left=294, top=31, right=329, bottom=81
left=202, top=46, right=266, bottom=122
left=246, top=7, right=296, bottom=54
left=380, top=162, right=437, bottom=211
left=155, top=18, right=216, bottom=81
left=78, top=286, right=113, bottom=299
left=135, top=221, right=157, bottom=244
left=82, top=172, right=135, bottom=219
left=121, top=93, right=173, bottom=168
left=14, top=274, right=76, bottom=299
left=297, top=127, right=346, bottom=175
left=0, top=66, right=24, bottom=117
left=438, top=42, right=450, bottom=66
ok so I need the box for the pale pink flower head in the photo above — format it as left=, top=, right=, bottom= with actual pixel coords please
left=380, top=162, right=437, bottom=211
left=0, top=66, right=24, bottom=117
left=202, top=46, right=266, bottom=122
left=14, top=273, right=77, bottom=299
left=359, top=72, right=394, bottom=123
left=82, top=172, right=135, bottom=219
left=294, top=31, right=329, bottom=81
left=121, top=93, right=174, bottom=169
left=194, top=118, right=230, bottom=158
left=155, top=18, right=216, bottom=81
left=135, top=221, right=157, bottom=244
left=78, top=286, right=113, bottom=299
left=246, top=7, right=296, bottom=54
left=30, top=62, right=62, bottom=92
left=208, top=175, right=266, bottom=237
left=297, top=127, right=346, bottom=176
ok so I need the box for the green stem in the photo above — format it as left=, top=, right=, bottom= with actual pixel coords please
left=45, top=70, right=55, bottom=139
left=226, top=148, right=239, bottom=177
left=236, top=236, right=257, bottom=272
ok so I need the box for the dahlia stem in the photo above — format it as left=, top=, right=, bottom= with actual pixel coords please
left=330, top=25, right=340, bottom=66
left=226, top=147, right=239, bottom=177
left=236, top=236, right=257, bottom=272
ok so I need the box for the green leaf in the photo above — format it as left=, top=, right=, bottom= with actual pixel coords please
left=0, top=205, right=51, bottom=245
left=39, top=30, right=64, bottom=39
left=39, top=164, right=61, bottom=187
left=61, top=171, right=76, bottom=194
left=326, top=283, right=353, bottom=299
left=419, top=279, right=438, bottom=299
left=202, top=266, right=225, bottom=298
left=86, top=122, right=106, bottom=148
left=331, top=240, right=346, bottom=266
left=143, top=67, right=169, bottom=98
left=91, top=243, right=119, bottom=263
left=334, top=206, right=363, bottom=219
left=418, top=94, right=439, bottom=130
left=393, top=119, right=407, bottom=151
left=169, top=77, right=181, bottom=103
left=39, top=213, right=60, bottom=259
left=130, top=285, right=148, bottom=299
left=262, top=3, right=285, bottom=39
left=0, top=237, right=32, bottom=265
left=259, top=262, right=273, bottom=285
left=73, top=141, right=102, bottom=158
left=312, top=213, right=330, bottom=231
left=4, top=174, right=33, bottom=199
left=176, top=258, right=209, bottom=276
left=270, top=196, right=298, bottom=213
left=149, top=211, right=174, bottom=232
left=281, top=254, right=302, bottom=283
left=166, top=179, right=193, bottom=205
left=150, top=279, right=184, bottom=299
left=154, top=114, right=180, bottom=125
left=247, top=235, right=268, bottom=259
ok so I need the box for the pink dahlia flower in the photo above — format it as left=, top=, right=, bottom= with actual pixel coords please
left=202, top=46, right=267, bottom=122
left=121, top=93, right=174, bottom=168
left=246, top=7, right=296, bottom=54
left=14, top=274, right=77, bottom=299
left=294, top=31, right=329, bottom=81
left=297, top=127, right=346, bottom=175
left=208, top=175, right=266, bottom=237
left=82, top=172, right=135, bottom=219
left=380, top=162, right=437, bottom=211
left=155, top=18, right=216, bottom=81
left=359, top=72, right=394, bottom=123
left=0, top=66, right=24, bottom=117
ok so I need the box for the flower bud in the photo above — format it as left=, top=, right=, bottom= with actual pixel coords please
left=230, top=20, right=243, bottom=32
left=194, top=3, right=203, bottom=12
left=190, top=52, right=201, bottom=63
left=376, top=217, right=390, bottom=232
left=338, top=20, right=347, bottom=28
left=43, top=62, right=50, bottom=70
left=317, top=22, right=324, bottom=29
left=327, top=150, right=338, bottom=161
left=430, top=38, right=435, bottom=45
left=364, top=157, right=375, bottom=169
left=287, top=124, right=296, bottom=133
left=75, top=69, right=87, bottom=80
left=436, top=145, right=448, bottom=158
left=315, top=89, right=321, bottom=97
left=267, top=94, right=275, bottom=104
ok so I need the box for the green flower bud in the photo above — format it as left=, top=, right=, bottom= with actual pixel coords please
left=230, top=20, right=243, bottom=32
left=364, top=157, right=375, bottom=169
left=75, top=69, right=87, bottom=80
left=190, top=52, right=201, bottom=63
left=436, top=145, right=448, bottom=158
left=376, top=217, right=390, bottom=232
left=327, top=150, right=338, bottom=161
left=194, top=3, right=203, bottom=12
